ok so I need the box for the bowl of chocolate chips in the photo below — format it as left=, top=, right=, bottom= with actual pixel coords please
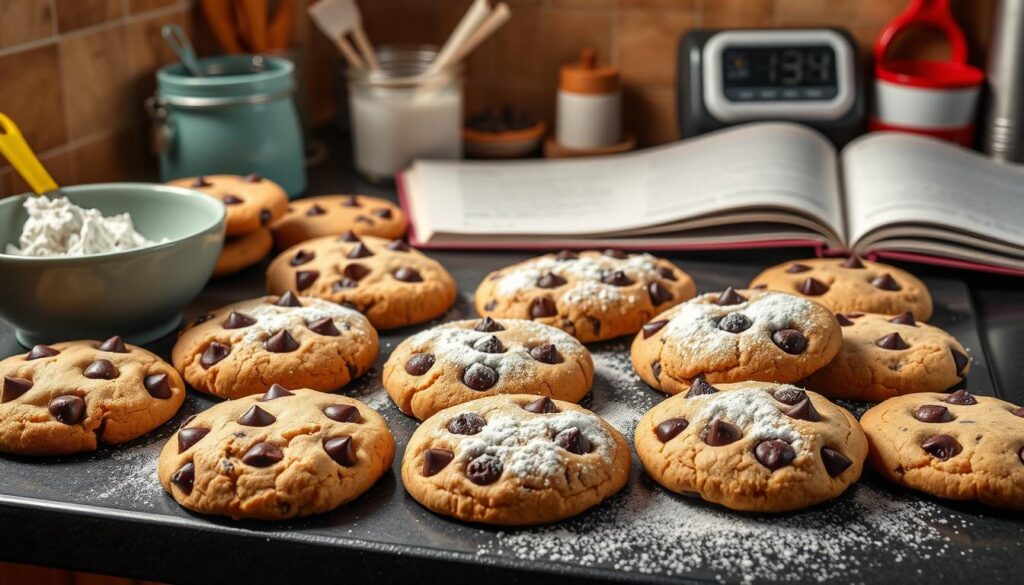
left=463, top=106, right=545, bottom=158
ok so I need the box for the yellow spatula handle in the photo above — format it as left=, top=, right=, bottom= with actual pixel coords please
left=0, top=112, right=58, bottom=196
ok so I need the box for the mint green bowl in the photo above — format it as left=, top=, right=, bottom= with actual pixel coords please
left=0, top=184, right=225, bottom=348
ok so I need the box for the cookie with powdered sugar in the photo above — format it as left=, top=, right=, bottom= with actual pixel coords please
left=475, top=250, right=696, bottom=343
left=172, top=294, right=378, bottom=399
left=630, top=288, right=842, bottom=394
left=402, top=394, right=630, bottom=525
left=382, top=317, right=593, bottom=420
left=635, top=381, right=867, bottom=512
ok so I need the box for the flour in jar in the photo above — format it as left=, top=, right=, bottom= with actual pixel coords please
left=6, top=196, right=159, bottom=257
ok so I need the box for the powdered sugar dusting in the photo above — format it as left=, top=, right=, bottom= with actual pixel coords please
left=236, top=298, right=370, bottom=343
left=494, top=254, right=660, bottom=310
left=691, top=386, right=807, bottom=453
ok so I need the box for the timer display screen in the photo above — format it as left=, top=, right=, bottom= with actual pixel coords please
left=722, top=45, right=838, bottom=101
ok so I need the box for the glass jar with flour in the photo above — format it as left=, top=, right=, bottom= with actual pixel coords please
left=347, top=46, right=463, bottom=183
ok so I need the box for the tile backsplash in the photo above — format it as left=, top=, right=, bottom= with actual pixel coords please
left=0, top=0, right=995, bottom=196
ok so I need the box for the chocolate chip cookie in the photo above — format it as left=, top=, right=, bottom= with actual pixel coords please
left=749, top=257, right=933, bottom=321
left=168, top=174, right=289, bottom=237
left=807, top=312, right=970, bottom=401
left=630, top=289, right=842, bottom=394
left=635, top=381, right=867, bottom=512
left=475, top=250, right=696, bottom=343
left=861, top=390, right=1024, bottom=509
left=265, top=234, right=457, bottom=330
left=0, top=337, right=185, bottom=455
left=159, top=387, right=395, bottom=519
left=269, top=195, right=406, bottom=250
left=383, top=318, right=593, bottom=420
left=402, top=394, right=630, bottom=525
left=173, top=295, right=378, bottom=399
left=214, top=228, right=273, bottom=277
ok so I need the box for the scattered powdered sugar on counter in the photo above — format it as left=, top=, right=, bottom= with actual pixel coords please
left=6, top=196, right=159, bottom=256
left=85, top=443, right=164, bottom=506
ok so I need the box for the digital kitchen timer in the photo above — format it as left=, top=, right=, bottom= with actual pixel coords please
left=679, top=29, right=865, bottom=146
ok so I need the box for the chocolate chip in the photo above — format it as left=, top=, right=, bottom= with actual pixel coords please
left=876, top=332, right=909, bottom=350
left=290, top=250, right=315, bottom=266
left=48, top=395, right=85, bottom=424
left=945, top=389, right=977, bottom=405
left=463, top=363, right=498, bottom=390
left=347, top=242, right=373, bottom=258
left=200, top=342, right=231, bottom=367
left=786, top=263, right=811, bottom=273
left=339, top=264, right=369, bottom=283
left=242, top=442, right=284, bottom=467
left=260, top=209, right=272, bottom=225
left=422, top=448, right=454, bottom=476
left=324, top=436, right=357, bottom=466
left=339, top=230, right=361, bottom=242
left=192, top=176, right=211, bottom=187
left=537, top=272, right=567, bottom=288
left=715, top=287, right=746, bottom=306
left=871, top=273, right=900, bottom=291
left=702, top=419, right=741, bottom=446
left=302, top=318, right=336, bottom=338
left=275, top=291, right=302, bottom=307
left=555, top=250, right=578, bottom=260
left=99, top=336, right=128, bottom=353
left=773, top=387, right=807, bottom=405
left=915, top=405, right=953, bottom=423
left=387, top=239, right=410, bottom=251
left=223, top=311, right=256, bottom=329
left=295, top=270, right=319, bottom=290
left=405, top=354, right=435, bottom=375
left=836, top=313, right=855, bottom=326
left=306, top=204, right=326, bottom=216
left=530, top=297, right=557, bottom=318
left=821, top=447, right=852, bottom=477
left=603, top=249, right=628, bottom=259
left=655, top=418, right=688, bottom=442
left=718, top=313, right=751, bottom=333
left=530, top=344, right=562, bottom=364
left=651, top=360, right=661, bottom=381
left=922, top=434, right=962, bottom=460
left=82, top=359, right=119, bottom=380
left=373, top=208, right=393, bottom=219
left=799, top=277, right=829, bottom=296
left=755, top=439, right=796, bottom=470
left=752, top=284, right=767, bottom=289
left=522, top=396, right=559, bottom=414
left=648, top=282, right=673, bottom=305
left=259, top=384, right=293, bottom=401
left=245, top=173, right=262, bottom=182
left=2, top=376, right=33, bottom=402
left=342, top=195, right=360, bottom=207
left=951, top=348, right=969, bottom=376
left=171, top=462, right=195, bottom=494
left=475, top=317, right=505, bottom=332
left=466, top=454, right=503, bottom=485
left=222, top=195, right=244, bottom=205
left=447, top=412, right=486, bottom=435
left=841, top=256, right=865, bottom=269
left=658, top=266, right=677, bottom=281
left=27, top=344, right=59, bottom=360
left=784, top=398, right=821, bottom=422
left=686, top=378, right=718, bottom=398
left=324, top=404, right=360, bottom=422
left=474, top=336, right=505, bottom=354
left=144, top=373, right=173, bottom=399
left=178, top=427, right=210, bottom=453
left=393, top=266, right=422, bottom=282
left=603, top=270, right=633, bottom=286
left=238, top=405, right=276, bottom=427
left=265, top=330, right=299, bottom=353
left=889, top=312, right=916, bottom=326
left=642, top=320, right=669, bottom=338
left=772, top=329, right=807, bottom=354
left=555, top=427, right=591, bottom=455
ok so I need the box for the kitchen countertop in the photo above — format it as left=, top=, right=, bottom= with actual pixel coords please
left=1, top=130, right=1022, bottom=584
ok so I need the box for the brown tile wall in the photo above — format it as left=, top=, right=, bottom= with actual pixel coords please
left=0, top=0, right=996, bottom=197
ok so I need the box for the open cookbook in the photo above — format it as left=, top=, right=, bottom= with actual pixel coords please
left=397, top=122, right=1024, bottom=275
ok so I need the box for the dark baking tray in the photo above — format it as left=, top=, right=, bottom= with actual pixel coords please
left=2, top=249, right=1023, bottom=585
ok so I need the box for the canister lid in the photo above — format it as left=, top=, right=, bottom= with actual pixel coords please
left=560, top=48, right=619, bottom=94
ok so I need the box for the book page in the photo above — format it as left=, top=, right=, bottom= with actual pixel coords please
left=843, top=133, right=1024, bottom=248
left=410, top=122, right=845, bottom=240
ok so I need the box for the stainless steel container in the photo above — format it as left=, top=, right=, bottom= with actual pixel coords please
left=982, top=0, right=1024, bottom=162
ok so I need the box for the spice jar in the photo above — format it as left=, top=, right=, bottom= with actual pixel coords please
left=556, top=48, right=622, bottom=150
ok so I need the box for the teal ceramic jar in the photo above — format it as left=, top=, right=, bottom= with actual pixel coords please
left=152, top=56, right=306, bottom=197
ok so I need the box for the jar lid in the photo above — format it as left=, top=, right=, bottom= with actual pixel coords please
left=560, top=48, right=619, bottom=94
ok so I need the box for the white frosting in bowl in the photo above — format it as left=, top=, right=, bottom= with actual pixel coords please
left=5, top=196, right=159, bottom=257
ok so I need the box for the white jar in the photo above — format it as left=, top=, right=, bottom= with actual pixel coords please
left=555, top=48, right=622, bottom=150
